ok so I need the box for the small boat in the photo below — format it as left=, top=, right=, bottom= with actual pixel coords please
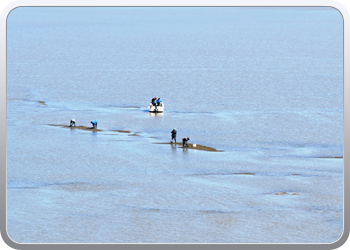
left=148, top=102, right=164, bottom=113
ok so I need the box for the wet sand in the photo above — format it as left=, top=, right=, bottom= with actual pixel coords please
left=155, top=142, right=223, bottom=152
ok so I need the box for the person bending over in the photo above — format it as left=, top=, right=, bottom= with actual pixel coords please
left=70, top=119, right=76, bottom=127
left=91, top=120, right=98, bottom=128
left=182, top=137, right=190, bottom=147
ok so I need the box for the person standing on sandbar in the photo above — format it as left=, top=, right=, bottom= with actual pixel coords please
left=171, top=128, right=177, bottom=143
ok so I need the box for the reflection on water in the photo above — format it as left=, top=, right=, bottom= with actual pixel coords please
left=148, top=112, right=164, bottom=117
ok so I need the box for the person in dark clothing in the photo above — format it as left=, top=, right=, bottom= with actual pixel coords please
left=151, top=97, right=157, bottom=106
left=69, top=119, right=76, bottom=127
left=171, top=128, right=177, bottom=143
left=182, top=137, right=190, bottom=147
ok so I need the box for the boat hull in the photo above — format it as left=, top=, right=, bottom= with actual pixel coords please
left=148, top=103, right=164, bottom=113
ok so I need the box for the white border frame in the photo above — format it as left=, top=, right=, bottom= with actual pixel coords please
left=1, top=1, right=348, bottom=249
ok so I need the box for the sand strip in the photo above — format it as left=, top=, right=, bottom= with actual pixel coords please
left=155, top=142, right=223, bottom=152
left=48, top=124, right=102, bottom=131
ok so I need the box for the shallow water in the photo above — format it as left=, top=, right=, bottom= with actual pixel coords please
left=6, top=7, right=343, bottom=243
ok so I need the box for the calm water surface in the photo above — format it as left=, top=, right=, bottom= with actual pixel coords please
left=7, top=7, right=343, bottom=243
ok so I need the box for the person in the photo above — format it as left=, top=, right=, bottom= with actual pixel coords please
left=182, top=137, right=190, bottom=147
left=69, top=119, right=76, bottom=127
left=156, top=98, right=162, bottom=106
left=171, top=128, right=177, bottom=143
left=91, top=120, right=98, bottom=128
left=151, top=97, right=157, bottom=106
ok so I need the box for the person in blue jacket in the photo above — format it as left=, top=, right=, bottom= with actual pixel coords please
left=156, top=98, right=162, bottom=106
left=91, top=120, right=98, bottom=128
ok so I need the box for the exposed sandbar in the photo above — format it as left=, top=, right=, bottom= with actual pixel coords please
left=155, top=142, right=223, bottom=152
left=37, top=101, right=47, bottom=105
left=48, top=124, right=102, bottom=131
